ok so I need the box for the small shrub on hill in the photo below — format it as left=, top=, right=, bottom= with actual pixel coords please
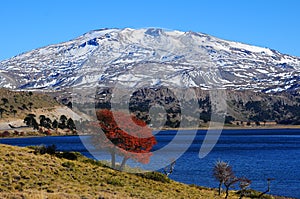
left=62, top=161, right=75, bottom=170
left=55, top=151, right=81, bottom=160
left=137, top=171, right=170, bottom=183
left=33, top=144, right=56, bottom=155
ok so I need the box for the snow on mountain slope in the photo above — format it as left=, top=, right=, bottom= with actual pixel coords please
left=0, top=28, right=299, bottom=92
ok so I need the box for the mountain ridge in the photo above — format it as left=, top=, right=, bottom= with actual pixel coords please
left=0, top=28, right=299, bottom=93
left=1, top=27, right=297, bottom=62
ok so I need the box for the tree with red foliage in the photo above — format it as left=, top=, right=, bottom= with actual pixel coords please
left=91, top=109, right=157, bottom=171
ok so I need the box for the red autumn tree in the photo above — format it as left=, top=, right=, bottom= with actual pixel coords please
left=91, top=109, right=157, bottom=171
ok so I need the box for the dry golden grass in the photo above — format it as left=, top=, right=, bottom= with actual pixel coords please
left=0, top=144, right=284, bottom=199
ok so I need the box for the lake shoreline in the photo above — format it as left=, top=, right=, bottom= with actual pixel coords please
left=1, top=125, right=300, bottom=139
left=158, top=125, right=300, bottom=131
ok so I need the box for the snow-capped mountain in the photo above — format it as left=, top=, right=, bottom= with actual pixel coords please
left=0, top=28, right=299, bottom=92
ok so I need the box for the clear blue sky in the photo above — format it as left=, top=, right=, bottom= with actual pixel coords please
left=1, top=0, right=300, bottom=60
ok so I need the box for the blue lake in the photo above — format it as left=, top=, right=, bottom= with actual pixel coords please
left=0, top=128, right=300, bottom=198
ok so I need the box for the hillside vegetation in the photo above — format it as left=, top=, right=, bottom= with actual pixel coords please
left=0, top=88, right=59, bottom=120
left=0, top=144, right=285, bottom=199
left=1, top=88, right=300, bottom=131
left=93, top=87, right=300, bottom=128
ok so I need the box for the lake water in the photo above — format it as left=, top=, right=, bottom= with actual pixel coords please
left=0, top=129, right=299, bottom=198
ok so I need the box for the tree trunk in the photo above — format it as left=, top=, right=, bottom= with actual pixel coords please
left=111, top=147, right=116, bottom=169
left=258, top=180, right=271, bottom=198
left=218, top=182, right=222, bottom=195
left=119, top=156, right=129, bottom=171
left=225, top=186, right=229, bottom=199
left=239, top=191, right=244, bottom=199
left=258, top=188, right=270, bottom=198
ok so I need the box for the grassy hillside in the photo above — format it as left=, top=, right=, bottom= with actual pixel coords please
left=0, top=89, right=84, bottom=137
left=0, top=144, right=281, bottom=199
left=0, top=88, right=59, bottom=120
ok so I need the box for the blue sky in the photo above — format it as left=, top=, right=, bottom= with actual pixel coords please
left=1, top=0, right=300, bottom=60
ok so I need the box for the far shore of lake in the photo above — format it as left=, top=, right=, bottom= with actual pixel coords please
left=159, top=124, right=300, bottom=131
left=1, top=124, right=300, bottom=139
